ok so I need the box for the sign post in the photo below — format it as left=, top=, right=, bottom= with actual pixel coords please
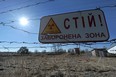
left=39, top=9, right=109, bottom=43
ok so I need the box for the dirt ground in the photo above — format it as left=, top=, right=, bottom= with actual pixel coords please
left=0, top=54, right=116, bottom=77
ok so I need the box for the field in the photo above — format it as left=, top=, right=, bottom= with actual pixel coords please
left=0, top=53, right=116, bottom=77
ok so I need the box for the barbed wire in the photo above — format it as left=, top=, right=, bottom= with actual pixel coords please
left=0, top=20, right=39, bottom=34
left=0, top=0, right=55, bottom=14
left=0, top=41, right=39, bottom=44
left=0, top=3, right=115, bottom=22
left=0, top=46, right=47, bottom=49
left=1, top=4, right=116, bottom=23
left=0, top=39, right=115, bottom=45
left=0, top=17, right=40, bottom=26
left=0, top=0, right=32, bottom=9
left=0, top=21, right=116, bottom=46
left=100, top=4, right=116, bottom=9
left=0, top=3, right=115, bottom=52
left=2, top=46, right=10, bottom=51
left=0, top=39, right=115, bottom=52
left=0, top=1, right=115, bottom=15
left=1, top=24, right=38, bottom=34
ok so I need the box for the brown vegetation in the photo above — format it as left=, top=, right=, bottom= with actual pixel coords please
left=0, top=53, right=116, bottom=77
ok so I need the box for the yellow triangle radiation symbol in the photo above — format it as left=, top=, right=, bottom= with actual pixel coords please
left=42, top=18, right=61, bottom=35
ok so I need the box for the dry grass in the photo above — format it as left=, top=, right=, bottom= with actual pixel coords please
left=0, top=54, right=116, bottom=77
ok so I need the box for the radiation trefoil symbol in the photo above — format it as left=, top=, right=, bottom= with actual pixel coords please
left=41, top=18, right=61, bottom=35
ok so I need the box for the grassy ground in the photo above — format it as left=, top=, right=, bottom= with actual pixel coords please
left=0, top=53, right=116, bottom=77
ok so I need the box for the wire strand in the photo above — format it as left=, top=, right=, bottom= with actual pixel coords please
left=2, top=24, right=38, bottom=34
left=100, top=5, right=116, bottom=9
left=0, top=41, right=40, bottom=44
left=0, top=0, right=55, bottom=14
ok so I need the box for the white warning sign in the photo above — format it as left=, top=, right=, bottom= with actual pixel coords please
left=39, top=9, right=109, bottom=43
